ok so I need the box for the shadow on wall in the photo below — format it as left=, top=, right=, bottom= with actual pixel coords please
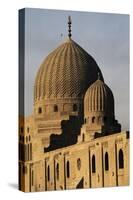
left=44, top=116, right=83, bottom=152
left=76, top=177, right=84, bottom=189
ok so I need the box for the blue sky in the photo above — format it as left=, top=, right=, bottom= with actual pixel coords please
left=24, top=8, right=129, bottom=130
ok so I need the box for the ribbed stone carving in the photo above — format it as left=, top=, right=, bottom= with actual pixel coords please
left=84, top=79, right=114, bottom=117
left=34, top=38, right=103, bottom=101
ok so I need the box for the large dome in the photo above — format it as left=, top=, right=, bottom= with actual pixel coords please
left=34, top=38, right=104, bottom=101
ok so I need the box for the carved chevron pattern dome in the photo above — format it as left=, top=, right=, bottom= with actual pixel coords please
left=34, top=38, right=104, bottom=101
left=84, top=79, right=114, bottom=116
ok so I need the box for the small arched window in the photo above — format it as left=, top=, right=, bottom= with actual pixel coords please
left=29, top=135, right=31, bottom=142
left=73, top=104, right=78, bottom=111
left=84, top=118, right=86, bottom=123
left=66, top=161, right=70, bottom=178
left=27, top=127, right=29, bottom=133
left=105, top=152, right=109, bottom=171
left=26, top=136, right=28, bottom=143
left=47, top=165, right=50, bottom=181
left=54, top=105, right=58, bottom=112
left=119, top=149, right=124, bottom=169
left=38, top=107, right=42, bottom=114
left=77, top=158, right=81, bottom=170
left=92, top=155, right=96, bottom=173
left=92, top=117, right=95, bottom=123
left=56, top=163, right=59, bottom=180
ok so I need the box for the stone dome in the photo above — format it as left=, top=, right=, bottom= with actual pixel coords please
left=84, top=78, right=114, bottom=118
left=34, top=38, right=104, bottom=101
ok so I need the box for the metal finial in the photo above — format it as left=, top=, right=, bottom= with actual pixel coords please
left=68, top=16, right=72, bottom=38
left=98, top=72, right=100, bottom=80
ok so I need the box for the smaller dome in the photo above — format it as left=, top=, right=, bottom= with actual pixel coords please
left=84, top=78, right=114, bottom=118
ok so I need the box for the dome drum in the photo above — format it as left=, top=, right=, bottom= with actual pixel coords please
left=84, top=114, right=115, bottom=126
left=34, top=98, right=83, bottom=118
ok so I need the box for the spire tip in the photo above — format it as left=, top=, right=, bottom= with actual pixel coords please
left=68, top=16, right=72, bottom=38
left=98, top=72, right=100, bottom=80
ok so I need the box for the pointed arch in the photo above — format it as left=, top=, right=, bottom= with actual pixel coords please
left=73, top=104, right=78, bottom=111
left=77, top=158, right=81, bottom=170
left=47, top=165, right=50, bottom=181
left=92, top=117, right=96, bottom=123
left=92, top=154, right=96, bottom=173
left=66, top=161, right=70, bottom=178
left=54, top=105, right=58, bottom=112
left=105, top=152, right=109, bottom=171
left=56, top=163, right=59, bottom=180
left=119, top=149, right=124, bottom=169
left=38, top=107, right=42, bottom=114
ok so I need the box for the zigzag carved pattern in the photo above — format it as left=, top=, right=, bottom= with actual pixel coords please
left=34, top=39, right=104, bottom=101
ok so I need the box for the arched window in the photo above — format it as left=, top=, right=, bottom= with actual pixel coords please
left=119, top=149, right=124, bottom=169
left=92, top=155, right=96, bottom=173
left=92, top=117, right=95, bottom=123
left=54, top=105, right=58, bottom=112
left=73, top=104, right=78, bottom=111
left=105, top=152, right=109, bottom=171
left=47, top=165, right=50, bottom=181
left=25, top=136, right=28, bottom=143
left=66, top=161, right=70, bottom=178
left=56, top=163, right=59, bottom=180
left=77, top=158, right=81, bottom=170
left=27, top=144, right=30, bottom=160
left=27, top=127, right=29, bottom=133
left=29, top=135, right=31, bottom=142
left=30, top=143, right=32, bottom=160
left=84, top=118, right=86, bottom=123
left=38, top=107, right=42, bottom=114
